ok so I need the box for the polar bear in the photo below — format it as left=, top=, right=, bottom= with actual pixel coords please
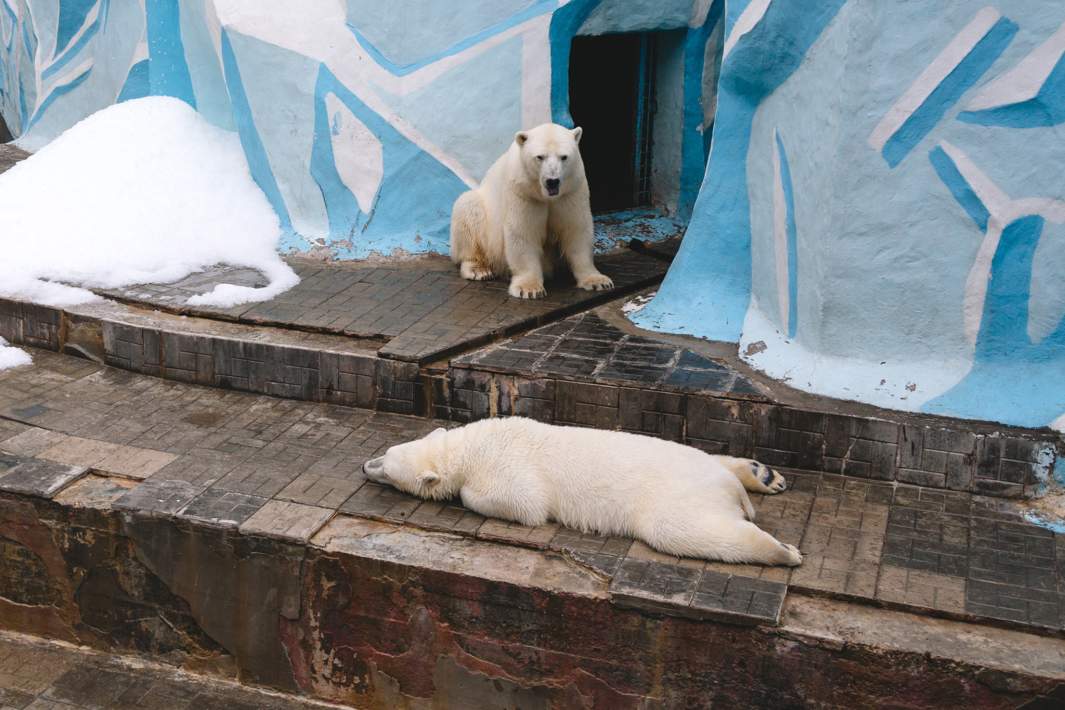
left=449, top=123, right=614, bottom=299
left=362, top=417, right=803, bottom=566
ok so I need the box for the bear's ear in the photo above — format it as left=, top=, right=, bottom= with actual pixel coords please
left=515, top=131, right=528, bottom=146
left=419, top=470, right=441, bottom=488
left=571, top=126, right=583, bottom=143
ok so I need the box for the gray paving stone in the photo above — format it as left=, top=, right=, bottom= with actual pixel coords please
left=239, top=499, right=334, bottom=542
left=0, top=455, right=87, bottom=498
left=113, top=479, right=204, bottom=516
left=179, top=488, right=268, bottom=528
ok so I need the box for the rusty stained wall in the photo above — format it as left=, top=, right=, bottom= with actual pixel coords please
left=0, top=486, right=1059, bottom=709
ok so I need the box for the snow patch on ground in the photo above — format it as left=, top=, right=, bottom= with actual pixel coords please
left=0, top=337, right=31, bottom=371
left=622, top=291, right=656, bottom=316
left=0, top=97, right=298, bottom=308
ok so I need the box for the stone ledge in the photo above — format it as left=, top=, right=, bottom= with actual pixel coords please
left=1, top=474, right=1064, bottom=708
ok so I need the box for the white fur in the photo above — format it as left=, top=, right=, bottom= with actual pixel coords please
left=449, top=123, right=614, bottom=299
left=363, top=417, right=802, bottom=566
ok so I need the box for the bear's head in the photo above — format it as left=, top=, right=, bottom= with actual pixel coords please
left=363, top=427, right=452, bottom=500
left=515, top=123, right=584, bottom=200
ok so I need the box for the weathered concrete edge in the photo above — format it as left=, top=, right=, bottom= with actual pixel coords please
left=3, top=477, right=1064, bottom=707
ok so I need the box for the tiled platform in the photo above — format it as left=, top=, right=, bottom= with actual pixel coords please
left=2, top=350, right=1064, bottom=636
left=96, top=242, right=674, bottom=363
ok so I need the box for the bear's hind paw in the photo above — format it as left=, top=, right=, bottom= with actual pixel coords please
left=460, top=261, right=495, bottom=281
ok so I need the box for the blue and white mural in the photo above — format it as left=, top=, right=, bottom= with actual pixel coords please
left=634, top=0, right=1065, bottom=431
left=0, top=0, right=722, bottom=257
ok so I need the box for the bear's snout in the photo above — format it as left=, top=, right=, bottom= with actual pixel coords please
left=363, top=456, right=386, bottom=481
left=545, top=178, right=560, bottom=196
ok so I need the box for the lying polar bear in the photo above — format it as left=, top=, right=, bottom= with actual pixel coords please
left=362, top=417, right=802, bottom=566
left=449, top=123, right=614, bottom=299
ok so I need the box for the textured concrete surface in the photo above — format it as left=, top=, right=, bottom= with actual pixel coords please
left=0, top=630, right=341, bottom=709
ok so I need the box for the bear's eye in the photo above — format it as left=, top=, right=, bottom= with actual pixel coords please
left=536, top=155, right=545, bottom=161
left=560, top=155, right=568, bottom=161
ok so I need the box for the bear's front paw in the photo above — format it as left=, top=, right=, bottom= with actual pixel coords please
left=577, top=273, right=614, bottom=291
left=509, top=277, right=546, bottom=299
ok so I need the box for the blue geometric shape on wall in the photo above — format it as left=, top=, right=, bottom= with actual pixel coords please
left=346, top=0, right=551, bottom=75
left=775, top=130, right=799, bottom=339
left=634, top=0, right=846, bottom=342
left=220, top=30, right=294, bottom=239
left=881, top=16, right=1017, bottom=168
left=925, top=143, right=1065, bottom=426
left=26, top=66, right=92, bottom=129
left=55, top=0, right=97, bottom=55
left=145, top=0, right=195, bottom=107
left=117, top=59, right=150, bottom=103
left=928, top=145, right=990, bottom=231
left=924, top=215, right=1065, bottom=427
left=46, top=0, right=102, bottom=80
left=958, top=52, right=1065, bottom=127
left=311, top=65, right=468, bottom=257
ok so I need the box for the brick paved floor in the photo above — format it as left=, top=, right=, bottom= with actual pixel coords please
left=97, top=242, right=675, bottom=363
left=2, top=350, right=1064, bottom=631
left=0, top=631, right=337, bottom=709
left=455, top=311, right=766, bottom=398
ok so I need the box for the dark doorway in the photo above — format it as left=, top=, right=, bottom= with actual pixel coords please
left=569, top=33, right=655, bottom=214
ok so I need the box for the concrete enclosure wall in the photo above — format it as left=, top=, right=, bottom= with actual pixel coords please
left=634, top=0, right=1065, bottom=431
left=0, top=0, right=721, bottom=257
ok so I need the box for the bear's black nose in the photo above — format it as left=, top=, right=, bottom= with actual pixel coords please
left=545, top=178, right=560, bottom=195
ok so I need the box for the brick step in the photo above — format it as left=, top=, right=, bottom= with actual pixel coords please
left=1, top=350, right=1065, bottom=706
left=3, top=295, right=1061, bottom=501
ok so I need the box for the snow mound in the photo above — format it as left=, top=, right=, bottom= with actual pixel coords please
left=0, top=97, right=298, bottom=308
left=0, top=337, right=31, bottom=371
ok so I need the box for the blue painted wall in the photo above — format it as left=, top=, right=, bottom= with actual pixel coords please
left=634, top=0, right=1065, bottom=431
left=0, top=0, right=719, bottom=256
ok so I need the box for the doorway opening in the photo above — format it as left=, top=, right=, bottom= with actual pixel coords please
left=568, top=33, right=656, bottom=214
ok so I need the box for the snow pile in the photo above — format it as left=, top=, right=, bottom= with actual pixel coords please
left=0, top=97, right=297, bottom=307
left=0, top=337, right=31, bottom=371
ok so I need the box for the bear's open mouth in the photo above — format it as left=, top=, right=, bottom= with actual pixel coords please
left=545, top=179, right=560, bottom=196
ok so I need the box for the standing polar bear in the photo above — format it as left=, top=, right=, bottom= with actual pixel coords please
left=363, top=417, right=803, bottom=566
left=450, top=123, right=614, bottom=299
